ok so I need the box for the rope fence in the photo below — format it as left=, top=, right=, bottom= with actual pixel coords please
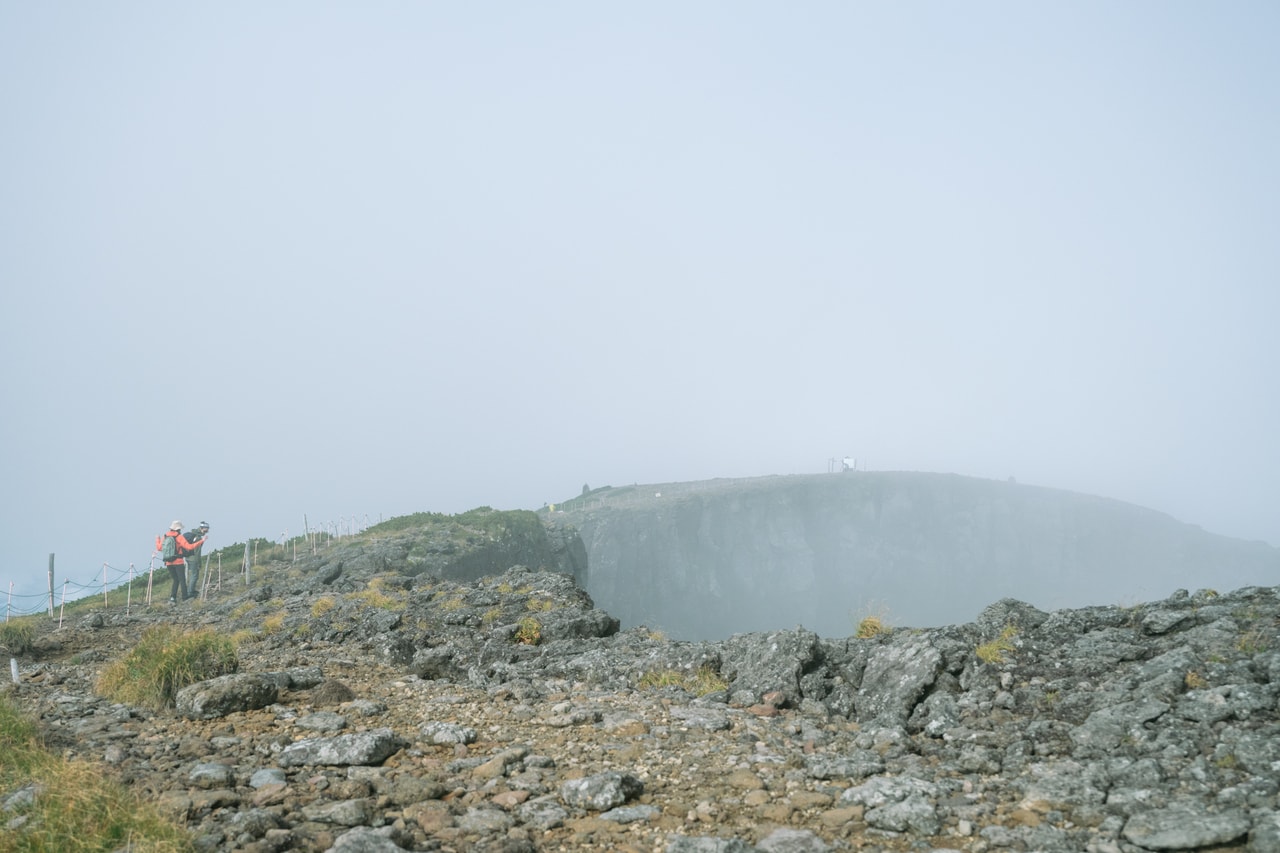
left=3, top=514, right=375, bottom=624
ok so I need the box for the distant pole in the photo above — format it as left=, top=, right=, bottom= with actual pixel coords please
left=6, top=582, right=11, bottom=623
left=48, top=553, right=55, bottom=616
left=126, top=563, right=134, bottom=615
left=102, top=563, right=108, bottom=608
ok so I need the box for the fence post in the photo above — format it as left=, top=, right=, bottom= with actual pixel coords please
left=48, top=553, right=55, bottom=617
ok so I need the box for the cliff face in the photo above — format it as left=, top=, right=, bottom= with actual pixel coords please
left=558, top=472, right=1280, bottom=641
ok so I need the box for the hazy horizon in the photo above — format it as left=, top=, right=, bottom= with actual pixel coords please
left=3, top=3, right=1278, bottom=611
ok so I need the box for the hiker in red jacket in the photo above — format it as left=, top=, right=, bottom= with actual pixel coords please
left=157, top=520, right=207, bottom=604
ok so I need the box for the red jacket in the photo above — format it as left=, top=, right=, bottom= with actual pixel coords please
left=157, top=531, right=206, bottom=567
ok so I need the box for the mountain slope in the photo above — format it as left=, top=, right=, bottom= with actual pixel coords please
left=554, top=472, right=1279, bottom=640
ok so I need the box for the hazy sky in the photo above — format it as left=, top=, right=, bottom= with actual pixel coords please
left=3, top=3, right=1278, bottom=610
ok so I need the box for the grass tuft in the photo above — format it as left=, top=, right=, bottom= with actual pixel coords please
left=636, top=666, right=729, bottom=696
left=95, top=625, right=237, bottom=711
left=855, top=615, right=890, bottom=639
left=0, top=617, right=37, bottom=655
left=0, top=695, right=191, bottom=852
left=514, top=616, right=542, bottom=645
left=976, top=624, right=1018, bottom=664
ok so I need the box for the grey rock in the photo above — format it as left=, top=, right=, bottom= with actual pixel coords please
left=804, top=751, right=884, bottom=780
left=1069, top=698, right=1170, bottom=754
left=755, top=828, right=832, bottom=852
left=327, top=826, right=408, bottom=852
left=838, top=774, right=937, bottom=808
left=865, top=794, right=940, bottom=835
left=718, top=628, right=821, bottom=707
left=302, top=798, right=373, bottom=826
left=598, top=804, right=659, bottom=823
left=249, top=768, right=286, bottom=788
left=277, top=728, right=405, bottom=767
left=1121, top=804, right=1250, bottom=849
left=419, top=721, right=476, bottom=744
left=517, top=798, right=568, bottom=830
left=667, top=838, right=758, bottom=853
left=559, top=771, right=643, bottom=811
left=188, top=762, right=235, bottom=789
left=1251, top=811, right=1280, bottom=853
left=855, top=632, right=942, bottom=725
left=668, top=705, right=732, bottom=731
left=296, top=711, right=348, bottom=732
left=454, top=806, right=514, bottom=833
left=176, top=673, right=279, bottom=719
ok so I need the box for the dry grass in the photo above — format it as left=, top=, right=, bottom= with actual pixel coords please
left=976, top=624, right=1019, bottom=665
left=311, top=596, right=337, bottom=618
left=855, top=615, right=890, bottom=639
left=514, top=616, right=542, bottom=645
left=0, top=695, right=191, bottom=852
left=636, top=666, right=729, bottom=696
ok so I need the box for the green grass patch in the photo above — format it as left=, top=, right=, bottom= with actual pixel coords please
left=95, top=625, right=238, bottom=711
left=0, top=617, right=37, bottom=655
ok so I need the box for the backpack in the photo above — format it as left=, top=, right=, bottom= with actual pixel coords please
left=160, top=532, right=178, bottom=561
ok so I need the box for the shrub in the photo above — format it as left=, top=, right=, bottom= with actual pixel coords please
left=526, top=597, right=555, bottom=613
left=1185, top=670, right=1209, bottom=690
left=311, top=596, right=337, bottom=618
left=95, top=625, right=237, bottom=711
left=976, top=625, right=1018, bottom=664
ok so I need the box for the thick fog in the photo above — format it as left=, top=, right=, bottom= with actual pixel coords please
left=2, top=4, right=1278, bottom=613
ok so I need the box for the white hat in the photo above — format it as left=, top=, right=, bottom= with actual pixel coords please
left=170, top=520, right=183, bottom=531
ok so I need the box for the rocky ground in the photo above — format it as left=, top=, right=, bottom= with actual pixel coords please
left=3, top=553, right=1280, bottom=853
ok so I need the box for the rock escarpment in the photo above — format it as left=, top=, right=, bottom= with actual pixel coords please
left=4, top=555, right=1279, bottom=853
left=555, top=473, right=1280, bottom=640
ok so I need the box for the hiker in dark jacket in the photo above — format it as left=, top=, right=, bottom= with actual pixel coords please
left=182, top=521, right=210, bottom=599
left=158, top=520, right=206, bottom=604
